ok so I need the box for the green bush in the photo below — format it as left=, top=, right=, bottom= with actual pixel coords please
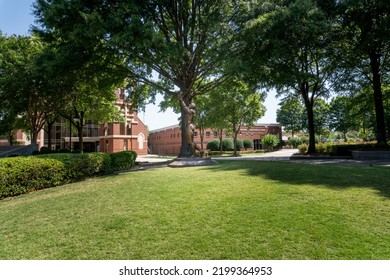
left=298, top=143, right=308, bottom=154
left=300, top=136, right=309, bottom=144
left=37, top=152, right=112, bottom=181
left=110, top=151, right=137, bottom=171
left=261, top=134, right=280, bottom=150
left=207, top=139, right=220, bottom=151
left=296, top=143, right=381, bottom=155
left=289, top=137, right=302, bottom=148
left=0, top=157, right=66, bottom=199
left=0, top=152, right=140, bottom=199
left=243, top=139, right=253, bottom=149
left=235, top=139, right=244, bottom=150
left=222, top=138, right=234, bottom=151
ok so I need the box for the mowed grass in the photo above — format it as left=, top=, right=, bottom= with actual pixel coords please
left=0, top=161, right=389, bottom=260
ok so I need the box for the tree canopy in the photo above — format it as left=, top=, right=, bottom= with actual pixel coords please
left=34, top=0, right=237, bottom=157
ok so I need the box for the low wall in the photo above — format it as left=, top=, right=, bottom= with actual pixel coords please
left=351, top=150, right=390, bottom=161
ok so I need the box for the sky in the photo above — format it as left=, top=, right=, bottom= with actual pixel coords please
left=0, top=0, right=279, bottom=131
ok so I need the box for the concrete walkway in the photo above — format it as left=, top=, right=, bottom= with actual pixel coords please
left=138, top=149, right=390, bottom=167
left=215, top=149, right=298, bottom=161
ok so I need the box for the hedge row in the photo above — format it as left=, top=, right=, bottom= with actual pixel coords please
left=206, top=139, right=253, bottom=151
left=0, top=151, right=137, bottom=200
left=297, top=143, right=380, bottom=155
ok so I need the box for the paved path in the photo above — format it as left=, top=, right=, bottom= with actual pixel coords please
left=139, top=149, right=390, bottom=167
left=290, top=158, right=390, bottom=167
left=215, top=149, right=298, bottom=161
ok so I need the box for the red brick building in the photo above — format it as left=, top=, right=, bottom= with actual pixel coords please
left=99, top=89, right=148, bottom=155
left=0, top=89, right=149, bottom=155
left=148, top=123, right=282, bottom=156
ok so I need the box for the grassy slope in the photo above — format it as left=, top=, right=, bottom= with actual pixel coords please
left=0, top=161, right=389, bottom=260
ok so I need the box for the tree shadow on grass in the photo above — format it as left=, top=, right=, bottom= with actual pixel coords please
left=206, top=160, right=390, bottom=199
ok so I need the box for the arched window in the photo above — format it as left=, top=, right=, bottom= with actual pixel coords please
left=138, top=133, right=145, bottom=150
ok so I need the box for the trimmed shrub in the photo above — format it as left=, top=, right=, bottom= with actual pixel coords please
left=110, top=151, right=137, bottom=171
left=0, top=157, right=66, bottom=199
left=0, top=151, right=140, bottom=199
left=243, top=139, right=253, bottom=149
left=222, top=138, right=234, bottom=151
left=36, top=152, right=112, bottom=182
left=207, top=139, right=220, bottom=151
left=235, top=139, right=244, bottom=150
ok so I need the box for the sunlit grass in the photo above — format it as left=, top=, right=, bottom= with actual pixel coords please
left=0, top=161, right=389, bottom=260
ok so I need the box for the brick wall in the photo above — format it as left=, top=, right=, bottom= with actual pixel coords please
left=148, top=124, right=282, bottom=156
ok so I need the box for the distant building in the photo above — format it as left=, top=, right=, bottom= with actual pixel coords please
left=148, top=123, right=282, bottom=156
left=0, top=89, right=149, bottom=155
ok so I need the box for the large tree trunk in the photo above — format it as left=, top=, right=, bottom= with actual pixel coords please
left=369, top=51, right=388, bottom=147
left=77, top=125, right=84, bottom=153
left=303, top=96, right=316, bottom=154
left=30, top=125, right=40, bottom=145
left=233, top=123, right=240, bottom=157
left=179, top=94, right=197, bottom=157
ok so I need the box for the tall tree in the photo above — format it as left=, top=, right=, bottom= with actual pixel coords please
left=276, top=96, right=305, bottom=137
left=339, top=0, right=390, bottom=147
left=328, top=95, right=360, bottom=139
left=206, top=79, right=266, bottom=157
left=237, top=0, right=338, bottom=153
left=34, top=0, right=236, bottom=157
left=0, top=34, right=55, bottom=145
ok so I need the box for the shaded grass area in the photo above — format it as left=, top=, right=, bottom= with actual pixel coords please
left=0, top=161, right=389, bottom=260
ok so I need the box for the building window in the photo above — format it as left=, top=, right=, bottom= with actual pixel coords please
left=206, top=131, right=210, bottom=138
left=120, top=123, right=126, bottom=135
left=138, top=133, right=145, bottom=150
left=124, top=139, right=128, bottom=151
left=127, top=125, right=131, bottom=135
left=214, top=131, right=218, bottom=138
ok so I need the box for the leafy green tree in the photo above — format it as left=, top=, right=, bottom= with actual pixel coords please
left=312, top=98, right=331, bottom=138
left=261, top=134, right=280, bottom=151
left=206, top=79, right=266, bottom=156
left=237, top=0, right=338, bottom=154
left=34, top=0, right=236, bottom=157
left=328, top=95, right=360, bottom=139
left=59, top=87, right=122, bottom=153
left=0, top=34, right=56, bottom=145
left=338, top=0, right=390, bottom=146
left=276, top=96, right=305, bottom=137
left=193, top=94, right=212, bottom=154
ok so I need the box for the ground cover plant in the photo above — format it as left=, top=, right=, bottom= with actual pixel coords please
left=0, top=161, right=389, bottom=260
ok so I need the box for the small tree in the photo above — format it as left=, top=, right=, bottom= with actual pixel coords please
left=207, top=79, right=266, bottom=156
left=288, top=136, right=302, bottom=148
left=261, top=134, right=280, bottom=151
left=276, top=96, right=304, bottom=137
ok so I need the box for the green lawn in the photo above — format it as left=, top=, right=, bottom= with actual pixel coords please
left=0, top=161, right=389, bottom=260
